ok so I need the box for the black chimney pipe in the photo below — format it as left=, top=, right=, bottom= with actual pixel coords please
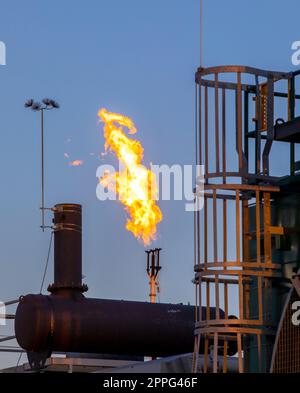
left=48, top=203, right=87, bottom=295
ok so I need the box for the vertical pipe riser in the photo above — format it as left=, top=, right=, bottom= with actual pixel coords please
left=48, top=203, right=87, bottom=294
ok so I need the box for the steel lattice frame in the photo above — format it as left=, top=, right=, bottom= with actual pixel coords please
left=192, top=65, right=297, bottom=373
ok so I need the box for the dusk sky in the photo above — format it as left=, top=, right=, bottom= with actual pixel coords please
left=0, top=0, right=300, bottom=368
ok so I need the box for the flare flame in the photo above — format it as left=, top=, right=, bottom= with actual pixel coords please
left=98, top=108, right=162, bottom=245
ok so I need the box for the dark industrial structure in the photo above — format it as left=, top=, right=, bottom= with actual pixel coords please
left=193, top=65, right=300, bottom=373
left=15, top=203, right=236, bottom=371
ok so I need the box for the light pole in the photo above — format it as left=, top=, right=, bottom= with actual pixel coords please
left=25, top=98, right=59, bottom=231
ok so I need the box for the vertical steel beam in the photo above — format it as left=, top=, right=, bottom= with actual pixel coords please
left=236, top=72, right=243, bottom=173
left=222, top=88, right=226, bottom=181
left=257, top=334, right=262, bottom=372
left=213, top=333, right=218, bottom=373
left=237, top=333, right=244, bottom=373
left=213, top=190, right=218, bottom=263
left=206, top=281, right=210, bottom=320
left=256, top=191, right=261, bottom=265
left=205, top=86, right=209, bottom=175
left=244, top=91, right=249, bottom=173
left=236, top=190, right=241, bottom=263
left=262, top=78, right=274, bottom=175
left=215, top=73, right=220, bottom=173
left=263, top=192, right=271, bottom=265
left=204, top=196, right=208, bottom=267
left=288, top=77, right=295, bottom=175
left=215, top=275, right=220, bottom=320
left=255, top=76, right=261, bottom=175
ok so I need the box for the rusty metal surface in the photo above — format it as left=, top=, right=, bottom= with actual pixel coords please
left=196, top=65, right=291, bottom=80
left=271, top=288, right=300, bottom=372
left=14, top=202, right=238, bottom=365
left=48, top=203, right=87, bottom=294
left=274, top=116, right=300, bottom=143
left=15, top=294, right=235, bottom=358
left=192, top=65, right=297, bottom=373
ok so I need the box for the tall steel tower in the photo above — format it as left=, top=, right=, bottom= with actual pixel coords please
left=192, top=66, right=300, bottom=373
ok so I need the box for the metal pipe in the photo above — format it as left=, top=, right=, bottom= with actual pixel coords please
left=15, top=203, right=237, bottom=361
left=3, top=299, right=19, bottom=306
left=0, top=314, right=15, bottom=320
left=41, top=109, right=45, bottom=231
left=149, top=278, right=156, bottom=303
left=48, top=203, right=87, bottom=294
left=15, top=294, right=236, bottom=358
left=0, top=336, right=15, bottom=343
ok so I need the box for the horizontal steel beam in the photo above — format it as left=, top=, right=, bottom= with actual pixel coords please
left=0, top=314, right=15, bottom=320
left=3, top=299, right=19, bottom=307
left=196, top=65, right=291, bottom=79
left=0, top=336, right=15, bottom=343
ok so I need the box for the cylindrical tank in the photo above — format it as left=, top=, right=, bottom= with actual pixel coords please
left=15, top=203, right=237, bottom=360
left=15, top=295, right=235, bottom=357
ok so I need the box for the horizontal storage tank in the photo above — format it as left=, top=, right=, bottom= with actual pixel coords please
left=14, top=203, right=237, bottom=365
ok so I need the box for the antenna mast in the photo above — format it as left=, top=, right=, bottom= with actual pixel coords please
left=200, top=0, right=203, bottom=67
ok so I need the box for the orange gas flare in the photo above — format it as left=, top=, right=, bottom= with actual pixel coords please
left=98, top=108, right=162, bottom=245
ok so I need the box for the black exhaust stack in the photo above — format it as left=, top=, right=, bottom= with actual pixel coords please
left=48, top=203, right=87, bottom=295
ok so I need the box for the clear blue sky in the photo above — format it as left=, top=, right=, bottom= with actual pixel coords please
left=0, top=0, right=300, bottom=368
